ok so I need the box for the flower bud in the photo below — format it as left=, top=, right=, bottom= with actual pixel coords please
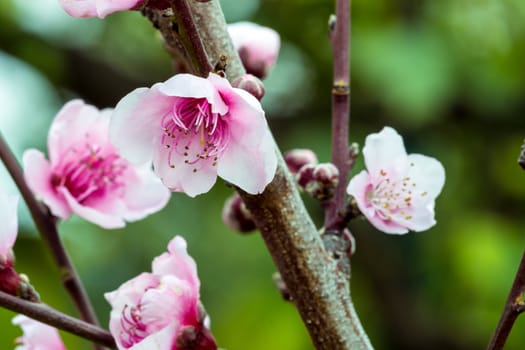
left=296, top=163, right=316, bottom=189
left=228, top=22, right=280, bottom=79
left=232, top=74, right=265, bottom=100
left=297, top=163, right=339, bottom=201
left=222, top=193, right=256, bottom=233
left=0, top=266, right=21, bottom=296
left=284, top=149, right=318, bottom=175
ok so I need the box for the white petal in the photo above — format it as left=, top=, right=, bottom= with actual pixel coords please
left=407, top=153, right=445, bottom=199
left=363, top=126, right=409, bottom=176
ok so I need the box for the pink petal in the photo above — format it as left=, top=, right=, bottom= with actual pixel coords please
left=59, top=0, right=98, bottom=18
left=122, top=164, right=171, bottom=222
left=140, top=276, right=196, bottom=330
left=48, top=100, right=107, bottom=165
left=22, top=149, right=71, bottom=220
left=153, top=140, right=218, bottom=197
left=218, top=128, right=276, bottom=194
left=159, top=74, right=228, bottom=115
left=152, top=236, right=199, bottom=292
left=105, top=272, right=159, bottom=309
left=0, top=193, right=18, bottom=260
left=214, top=80, right=276, bottom=193
left=12, top=314, right=67, bottom=350
left=363, top=126, right=409, bottom=177
left=59, top=187, right=126, bottom=229
left=347, top=170, right=409, bottom=235
left=110, top=88, right=172, bottom=165
left=128, top=320, right=179, bottom=350
left=95, top=0, right=142, bottom=18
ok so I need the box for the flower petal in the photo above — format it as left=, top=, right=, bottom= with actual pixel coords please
left=153, top=140, right=218, bottom=197
left=363, top=126, right=409, bottom=176
left=128, top=320, right=178, bottom=350
left=215, top=83, right=276, bottom=193
left=407, top=153, right=445, bottom=199
left=152, top=236, right=199, bottom=293
left=12, top=314, right=67, bottom=350
left=159, top=74, right=228, bottom=115
left=0, top=192, right=18, bottom=260
left=110, top=88, right=172, bottom=165
left=218, top=128, right=276, bottom=194
left=59, top=187, right=126, bottom=229
left=121, top=164, right=170, bottom=222
left=22, top=149, right=71, bottom=220
left=95, top=0, right=142, bottom=18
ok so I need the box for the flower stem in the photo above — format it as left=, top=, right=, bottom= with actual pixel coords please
left=163, top=2, right=373, bottom=348
left=0, top=135, right=102, bottom=343
left=487, top=248, right=525, bottom=350
left=0, top=291, right=115, bottom=348
left=325, top=0, right=351, bottom=230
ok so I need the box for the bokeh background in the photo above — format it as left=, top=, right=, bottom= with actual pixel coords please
left=1, top=0, right=525, bottom=349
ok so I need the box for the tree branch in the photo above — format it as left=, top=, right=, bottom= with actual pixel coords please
left=325, top=0, right=351, bottom=229
left=0, top=291, right=115, bottom=348
left=0, top=135, right=101, bottom=329
left=161, top=1, right=373, bottom=349
left=486, top=248, right=525, bottom=350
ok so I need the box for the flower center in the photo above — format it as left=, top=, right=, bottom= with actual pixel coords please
left=368, top=168, right=427, bottom=221
left=119, top=304, right=148, bottom=348
left=52, top=138, right=127, bottom=203
left=160, top=97, right=230, bottom=172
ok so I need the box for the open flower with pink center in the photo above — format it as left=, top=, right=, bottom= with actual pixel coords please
left=228, top=22, right=280, bottom=79
left=105, top=236, right=216, bottom=350
left=59, top=0, right=144, bottom=19
left=347, top=127, right=445, bottom=234
left=23, top=100, right=170, bottom=229
left=110, top=73, right=277, bottom=197
left=0, top=190, right=18, bottom=267
left=12, top=314, right=67, bottom=350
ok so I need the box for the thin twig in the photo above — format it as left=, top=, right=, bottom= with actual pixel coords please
left=325, top=0, right=352, bottom=230
left=0, top=135, right=101, bottom=332
left=0, top=291, right=115, bottom=348
left=487, top=249, right=525, bottom=350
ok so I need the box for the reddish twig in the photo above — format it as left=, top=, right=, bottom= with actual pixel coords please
left=0, top=291, right=115, bottom=348
left=325, top=0, right=352, bottom=230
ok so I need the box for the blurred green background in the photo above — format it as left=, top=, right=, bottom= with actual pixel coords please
left=1, top=0, right=525, bottom=349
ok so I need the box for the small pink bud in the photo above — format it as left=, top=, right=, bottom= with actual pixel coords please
left=297, top=163, right=339, bottom=201
left=0, top=266, right=22, bottom=296
left=232, top=74, right=265, bottom=100
left=228, top=22, right=280, bottom=79
left=296, top=164, right=316, bottom=189
left=222, top=193, right=256, bottom=233
left=284, top=149, right=318, bottom=175
left=313, top=163, right=339, bottom=185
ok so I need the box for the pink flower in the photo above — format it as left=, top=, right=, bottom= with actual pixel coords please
left=110, top=73, right=277, bottom=197
left=23, top=100, right=170, bottom=229
left=0, top=191, right=18, bottom=267
left=228, top=22, right=280, bottom=79
left=12, top=314, right=67, bottom=350
left=105, top=236, right=216, bottom=350
left=59, top=0, right=143, bottom=19
left=347, top=127, right=445, bottom=234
